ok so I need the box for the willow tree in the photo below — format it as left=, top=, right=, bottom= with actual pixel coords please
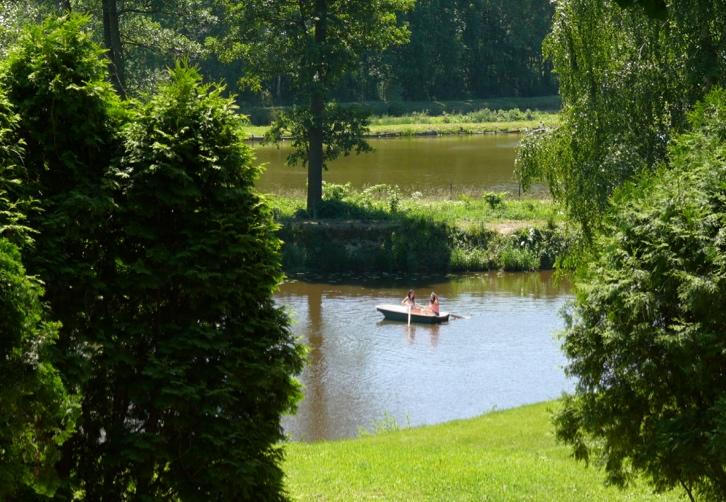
left=218, top=0, right=413, bottom=217
left=515, top=0, right=726, bottom=233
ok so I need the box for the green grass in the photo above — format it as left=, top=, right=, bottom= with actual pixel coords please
left=242, top=96, right=562, bottom=125
left=244, top=117, right=557, bottom=140
left=268, top=191, right=562, bottom=229
left=401, top=196, right=559, bottom=228
left=283, top=401, right=682, bottom=501
left=269, top=191, right=570, bottom=273
left=369, top=108, right=554, bottom=125
left=242, top=106, right=559, bottom=139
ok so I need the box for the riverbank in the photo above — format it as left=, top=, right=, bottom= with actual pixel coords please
left=270, top=188, right=574, bottom=274
left=283, top=401, right=679, bottom=501
left=243, top=107, right=559, bottom=140
left=243, top=95, right=561, bottom=124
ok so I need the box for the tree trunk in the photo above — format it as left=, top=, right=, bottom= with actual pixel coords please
left=307, top=94, right=324, bottom=218
left=102, top=0, right=126, bottom=97
left=306, top=0, right=328, bottom=218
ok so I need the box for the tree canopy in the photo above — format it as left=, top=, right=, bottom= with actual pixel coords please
left=217, top=0, right=413, bottom=216
left=515, top=0, right=726, bottom=233
left=0, top=16, right=303, bottom=498
left=1, top=0, right=558, bottom=104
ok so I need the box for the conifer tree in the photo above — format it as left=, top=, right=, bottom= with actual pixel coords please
left=109, top=63, right=303, bottom=498
left=0, top=86, right=77, bottom=501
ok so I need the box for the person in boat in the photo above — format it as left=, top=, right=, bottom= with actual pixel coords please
left=401, top=289, right=417, bottom=310
left=427, top=292, right=440, bottom=316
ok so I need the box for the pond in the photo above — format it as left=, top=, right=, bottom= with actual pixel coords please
left=254, top=134, right=548, bottom=197
left=278, top=271, right=572, bottom=442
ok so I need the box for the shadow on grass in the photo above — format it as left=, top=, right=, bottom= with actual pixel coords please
left=278, top=199, right=572, bottom=274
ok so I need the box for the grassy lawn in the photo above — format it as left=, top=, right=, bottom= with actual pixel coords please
left=402, top=196, right=559, bottom=230
left=243, top=109, right=559, bottom=139
left=283, top=402, right=682, bottom=501
left=268, top=193, right=562, bottom=230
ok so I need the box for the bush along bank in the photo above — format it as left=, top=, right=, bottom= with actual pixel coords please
left=271, top=185, right=573, bottom=274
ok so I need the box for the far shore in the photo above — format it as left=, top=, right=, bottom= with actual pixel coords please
left=243, top=115, right=559, bottom=141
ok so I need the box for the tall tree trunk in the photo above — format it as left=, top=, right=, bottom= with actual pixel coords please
left=102, top=0, right=126, bottom=97
left=307, top=0, right=328, bottom=218
left=307, top=93, right=324, bottom=218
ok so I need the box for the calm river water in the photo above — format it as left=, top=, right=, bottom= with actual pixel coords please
left=255, top=134, right=548, bottom=197
left=278, top=271, right=572, bottom=442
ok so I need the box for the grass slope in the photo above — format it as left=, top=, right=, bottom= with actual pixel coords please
left=284, top=402, right=681, bottom=501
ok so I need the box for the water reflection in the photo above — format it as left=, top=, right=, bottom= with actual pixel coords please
left=279, top=271, right=572, bottom=442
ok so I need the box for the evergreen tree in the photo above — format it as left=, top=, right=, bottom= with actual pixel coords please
left=1, top=14, right=124, bottom=497
left=0, top=87, right=78, bottom=501
left=2, top=17, right=303, bottom=498
left=554, top=88, right=726, bottom=501
left=107, top=63, right=304, bottom=499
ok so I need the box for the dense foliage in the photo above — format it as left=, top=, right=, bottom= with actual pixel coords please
left=0, top=16, right=303, bottom=499
left=101, top=63, right=303, bottom=499
left=516, top=0, right=726, bottom=232
left=2, top=0, right=557, bottom=103
left=1, top=0, right=219, bottom=96
left=0, top=239, right=78, bottom=500
left=0, top=84, right=78, bottom=501
left=0, top=13, right=122, bottom=391
left=272, top=184, right=571, bottom=274
left=390, top=0, right=556, bottom=101
left=0, top=14, right=127, bottom=497
left=554, top=89, right=726, bottom=501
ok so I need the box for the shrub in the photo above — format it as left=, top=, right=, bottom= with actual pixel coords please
left=113, top=63, right=304, bottom=499
left=500, top=246, right=538, bottom=272
left=0, top=84, right=78, bottom=500
left=0, top=239, right=78, bottom=499
left=483, top=191, right=507, bottom=209
left=554, top=89, right=726, bottom=501
left=322, top=181, right=353, bottom=201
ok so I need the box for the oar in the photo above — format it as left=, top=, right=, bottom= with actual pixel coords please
left=449, top=313, right=470, bottom=320
left=407, top=304, right=411, bottom=325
